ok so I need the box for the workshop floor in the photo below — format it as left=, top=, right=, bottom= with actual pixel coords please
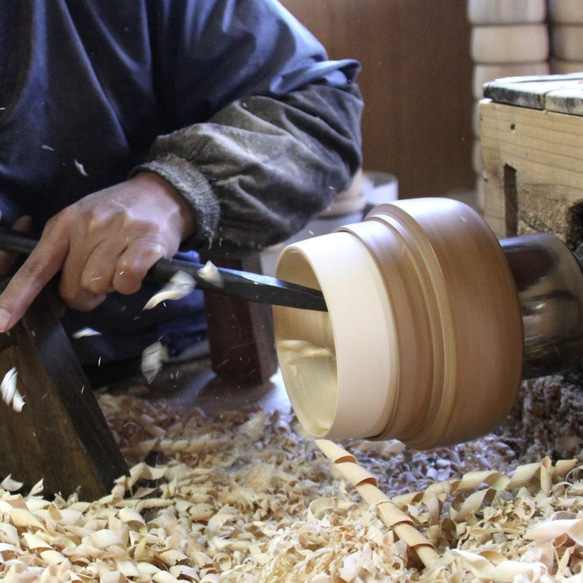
left=3, top=338, right=583, bottom=579
left=75, top=368, right=583, bottom=579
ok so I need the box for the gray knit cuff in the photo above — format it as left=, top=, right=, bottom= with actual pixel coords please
left=131, top=154, right=221, bottom=250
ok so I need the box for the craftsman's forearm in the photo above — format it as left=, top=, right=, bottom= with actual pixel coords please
left=133, top=83, right=363, bottom=256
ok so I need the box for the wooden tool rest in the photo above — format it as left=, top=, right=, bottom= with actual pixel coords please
left=0, top=254, right=278, bottom=500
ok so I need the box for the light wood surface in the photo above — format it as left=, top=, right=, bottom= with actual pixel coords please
left=549, top=0, right=583, bottom=23
left=467, top=0, right=546, bottom=25
left=272, top=198, right=523, bottom=448
left=471, top=25, right=549, bottom=64
left=552, top=25, right=583, bottom=61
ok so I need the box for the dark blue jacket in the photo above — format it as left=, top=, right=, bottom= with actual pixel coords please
left=0, top=0, right=363, bottom=255
left=0, top=0, right=363, bottom=374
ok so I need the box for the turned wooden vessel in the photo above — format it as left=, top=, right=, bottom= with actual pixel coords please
left=273, top=198, right=583, bottom=449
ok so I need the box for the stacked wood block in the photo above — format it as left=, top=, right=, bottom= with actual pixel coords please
left=549, top=0, right=583, bottom=74
left=468, top=0, right=549, bottom=213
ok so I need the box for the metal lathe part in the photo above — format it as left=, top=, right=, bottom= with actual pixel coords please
left=501, top=233, right=583, bottom=379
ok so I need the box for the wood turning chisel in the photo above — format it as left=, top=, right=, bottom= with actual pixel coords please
left=0, top=229, right=328, bottom=312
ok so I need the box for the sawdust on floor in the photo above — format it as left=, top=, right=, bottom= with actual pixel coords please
left=0, top=374, right=582, bottom=581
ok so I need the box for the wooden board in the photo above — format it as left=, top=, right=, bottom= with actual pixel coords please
left=483, top=73, right=583, bottom=113
left=473, top=62, right=549, bottom=100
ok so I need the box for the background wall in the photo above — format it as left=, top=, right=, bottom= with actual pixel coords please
left=280, top=0, right=475, bottom=199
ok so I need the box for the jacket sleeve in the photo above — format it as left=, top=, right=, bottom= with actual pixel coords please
left=135, top=0, right=363, bottom=256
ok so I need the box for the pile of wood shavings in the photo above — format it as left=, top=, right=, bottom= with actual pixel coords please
left=0, top=375, right=582, bottom=581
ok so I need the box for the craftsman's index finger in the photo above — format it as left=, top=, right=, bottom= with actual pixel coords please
left=0, top=236, right=69, bottom=332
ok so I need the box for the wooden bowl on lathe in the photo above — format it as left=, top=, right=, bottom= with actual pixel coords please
left=273, top=198, right=524, bottom=449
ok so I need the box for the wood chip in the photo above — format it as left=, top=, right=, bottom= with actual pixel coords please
left=74, top=159, right=89, bottom=177
left=196, top=260, right=223, bottom=287
left=0, top=368, right=25, bottom=412
left=71, top=328, right=101, bottom=339
left=143, top=271, right=196, bottom=310
left=140, top=342, right=168, bottom=383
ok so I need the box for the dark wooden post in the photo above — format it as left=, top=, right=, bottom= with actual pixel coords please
left=203, top=254, right=278, bottom=385
left=0, top=282, right=128, bottom=500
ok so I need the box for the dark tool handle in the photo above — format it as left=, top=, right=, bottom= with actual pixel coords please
left=0, top=229, right=327, bottom=311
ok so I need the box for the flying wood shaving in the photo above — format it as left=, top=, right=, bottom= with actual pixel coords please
left=72, top=327, right=102, bottom=339
left=143, top=270, right=196, bottom=310
left=0, top=367, right=25, bottom=412
left=140, top=341, right=168, bottom=383
left=74, top=159, right=89, bottom=177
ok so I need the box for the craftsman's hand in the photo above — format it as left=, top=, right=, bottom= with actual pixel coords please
left=0, top=172, right=196, bottom=332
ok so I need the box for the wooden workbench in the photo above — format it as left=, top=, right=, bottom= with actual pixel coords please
left=480, top=73, right=583, bottom=248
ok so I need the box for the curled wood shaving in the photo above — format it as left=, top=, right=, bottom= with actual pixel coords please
left=143, top=271, right=196, bottom=311
left=0, top=367, right=24, bottom=412
left=316, top=439, right=441, bottom=570
left=451, top=549, right=550, bottom=582
left=140, top=342, right=168, bottom=384
left=196, top=261, right=222, bottom=287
